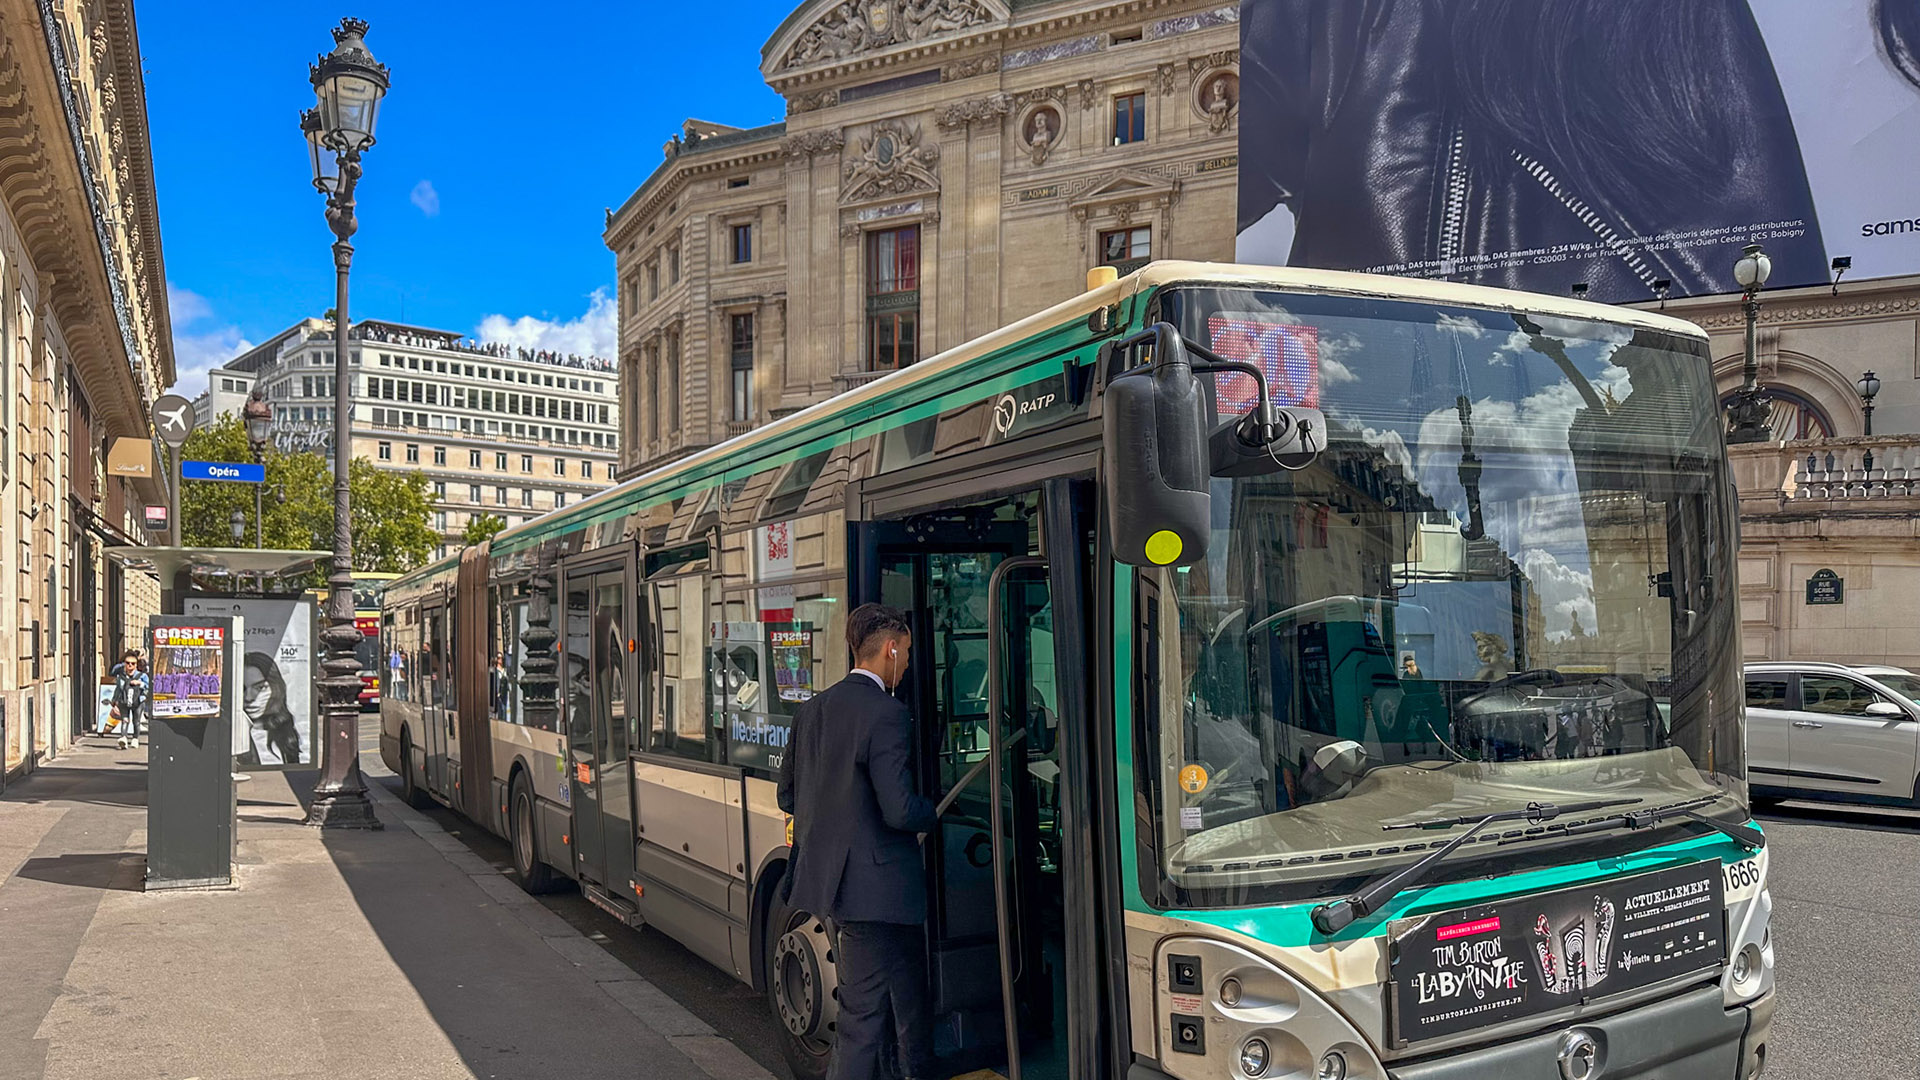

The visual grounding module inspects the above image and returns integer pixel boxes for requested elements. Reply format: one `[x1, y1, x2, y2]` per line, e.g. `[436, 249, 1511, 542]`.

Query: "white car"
[1744, 661, 1920, 806]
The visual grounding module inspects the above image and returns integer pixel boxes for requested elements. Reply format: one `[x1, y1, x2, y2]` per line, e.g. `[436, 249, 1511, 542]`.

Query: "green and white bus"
[379, 261, 1771, 1080]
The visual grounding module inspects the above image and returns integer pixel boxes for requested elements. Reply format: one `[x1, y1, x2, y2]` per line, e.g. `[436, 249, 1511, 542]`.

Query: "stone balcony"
[830, 369, 892, 393]
[1730, 434, 1920, 514]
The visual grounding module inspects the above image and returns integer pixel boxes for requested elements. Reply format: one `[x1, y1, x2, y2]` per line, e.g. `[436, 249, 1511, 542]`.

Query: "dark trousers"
[831, 920, 934, 1080]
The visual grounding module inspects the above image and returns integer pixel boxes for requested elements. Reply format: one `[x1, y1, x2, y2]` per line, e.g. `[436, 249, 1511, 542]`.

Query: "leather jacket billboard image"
[1232, 0, 1920, 301]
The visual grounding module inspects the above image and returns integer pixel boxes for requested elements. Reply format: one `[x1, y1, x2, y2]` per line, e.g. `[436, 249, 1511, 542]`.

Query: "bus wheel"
[765, 885, 836, 1080]
[511, 773, 558, 895]
[399, 729, 430, 809]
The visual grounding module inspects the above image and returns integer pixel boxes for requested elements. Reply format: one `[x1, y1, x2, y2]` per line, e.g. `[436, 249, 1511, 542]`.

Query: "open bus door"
[770, 473, 1105, 1080]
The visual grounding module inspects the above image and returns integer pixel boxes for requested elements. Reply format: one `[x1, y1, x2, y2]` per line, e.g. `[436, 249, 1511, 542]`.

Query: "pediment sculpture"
[784, 0, 996, 69]
[842, 121, 940, 203]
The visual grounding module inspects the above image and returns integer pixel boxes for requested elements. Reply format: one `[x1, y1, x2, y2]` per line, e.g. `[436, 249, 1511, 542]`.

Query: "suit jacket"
[778, 673, 937, 924]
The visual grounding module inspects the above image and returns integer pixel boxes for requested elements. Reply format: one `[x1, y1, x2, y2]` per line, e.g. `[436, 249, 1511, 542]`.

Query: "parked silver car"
[1744, 661, 1920, 806]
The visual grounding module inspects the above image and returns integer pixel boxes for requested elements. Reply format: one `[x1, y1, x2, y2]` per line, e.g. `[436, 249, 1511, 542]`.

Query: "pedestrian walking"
[107, 649, 148, 748]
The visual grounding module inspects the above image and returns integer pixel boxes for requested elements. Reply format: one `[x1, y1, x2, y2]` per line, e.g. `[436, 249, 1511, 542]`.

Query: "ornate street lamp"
[243, 389, 273, 549]
[229, 509, 247, 545]
[1857, 370, 1881, 438]
[1725, 243, 1774, 444]
[302, 17, 388, 829]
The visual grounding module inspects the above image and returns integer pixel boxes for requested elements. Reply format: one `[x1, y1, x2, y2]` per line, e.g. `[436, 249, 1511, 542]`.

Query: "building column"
[771, 296, 790, 411]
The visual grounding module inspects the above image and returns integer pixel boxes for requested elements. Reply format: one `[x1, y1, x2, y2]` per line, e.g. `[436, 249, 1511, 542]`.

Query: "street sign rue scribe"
[181, 460, 265, 484]
[1805, 568, 1845, 605]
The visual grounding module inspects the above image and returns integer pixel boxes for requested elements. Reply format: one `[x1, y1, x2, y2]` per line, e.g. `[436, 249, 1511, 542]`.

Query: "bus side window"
[383, 612, 401, 703]
[649, 570, 713, 761]
[489, 586, 526, 727]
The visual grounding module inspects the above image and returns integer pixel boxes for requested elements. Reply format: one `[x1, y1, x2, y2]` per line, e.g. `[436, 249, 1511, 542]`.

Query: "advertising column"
[145, 616, 239, 890]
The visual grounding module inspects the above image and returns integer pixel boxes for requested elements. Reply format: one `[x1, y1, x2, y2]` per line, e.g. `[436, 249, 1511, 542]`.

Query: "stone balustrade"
[1729, 434, 1920, 507]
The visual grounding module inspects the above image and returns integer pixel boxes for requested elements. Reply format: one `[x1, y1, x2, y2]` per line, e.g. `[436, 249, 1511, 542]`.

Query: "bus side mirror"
[1103, 323, 1211, 567]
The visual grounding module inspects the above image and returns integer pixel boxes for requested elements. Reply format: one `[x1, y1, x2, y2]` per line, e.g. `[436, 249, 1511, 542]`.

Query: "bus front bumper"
[1387, 984, 1774, 1080]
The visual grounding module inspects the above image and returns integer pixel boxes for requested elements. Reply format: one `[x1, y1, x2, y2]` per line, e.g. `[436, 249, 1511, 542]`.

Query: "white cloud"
[167, 281, 212, 325]
[1434, 313, 1486, 339]
[1317, 331, 1363, 386]
[165, 281, 253, 395]
[475, 288, 617, 359]
[410, 179, 440, 217]
[1521, 547, 1598, 643]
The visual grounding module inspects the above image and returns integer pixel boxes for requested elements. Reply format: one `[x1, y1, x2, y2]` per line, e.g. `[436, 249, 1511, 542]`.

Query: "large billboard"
[1236, 0, 1920, 302]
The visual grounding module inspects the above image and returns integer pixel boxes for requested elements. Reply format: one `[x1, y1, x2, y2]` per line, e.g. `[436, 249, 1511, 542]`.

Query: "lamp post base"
[304, 705, 380, 830]
[307, 789, 382, 829]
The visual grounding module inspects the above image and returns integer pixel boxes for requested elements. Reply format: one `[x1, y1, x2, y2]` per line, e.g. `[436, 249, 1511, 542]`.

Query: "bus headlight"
[1220, 977, 1244, 1007]
[1239, 1037, 1269, 1077]
[1730, 942, 1764, 996]
[1316, 1050, 1348, 1080]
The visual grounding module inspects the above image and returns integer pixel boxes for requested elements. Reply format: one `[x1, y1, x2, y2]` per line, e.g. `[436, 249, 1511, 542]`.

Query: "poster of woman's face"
[185, 596, 315, 769]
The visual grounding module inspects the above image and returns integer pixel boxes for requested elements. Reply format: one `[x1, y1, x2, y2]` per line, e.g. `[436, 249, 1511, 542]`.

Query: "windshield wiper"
[1542, 792, 1762, 851]
[1309, 798, 1640, 935]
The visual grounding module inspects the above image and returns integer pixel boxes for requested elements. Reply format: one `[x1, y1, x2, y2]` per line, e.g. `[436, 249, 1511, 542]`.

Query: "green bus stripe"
[1161, 832, 1755, 946]
[493, 333, 1101, 556]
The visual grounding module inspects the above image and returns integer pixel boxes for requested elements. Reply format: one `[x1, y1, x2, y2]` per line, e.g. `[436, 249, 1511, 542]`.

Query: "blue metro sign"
[181, 460, 265, 484]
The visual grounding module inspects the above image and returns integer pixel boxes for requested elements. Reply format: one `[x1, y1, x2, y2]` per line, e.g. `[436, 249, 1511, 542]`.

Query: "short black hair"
[848, 602, 910, 660]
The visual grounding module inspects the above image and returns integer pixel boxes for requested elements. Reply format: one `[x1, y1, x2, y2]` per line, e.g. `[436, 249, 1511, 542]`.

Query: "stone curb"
[362, 776, 777, 1080]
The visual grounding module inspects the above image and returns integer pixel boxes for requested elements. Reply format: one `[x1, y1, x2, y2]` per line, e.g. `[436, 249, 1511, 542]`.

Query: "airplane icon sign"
[151, 393, 198, 447]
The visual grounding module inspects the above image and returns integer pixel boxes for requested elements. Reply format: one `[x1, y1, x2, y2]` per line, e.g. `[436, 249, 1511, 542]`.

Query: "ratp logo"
[993, 394, 1017, 434]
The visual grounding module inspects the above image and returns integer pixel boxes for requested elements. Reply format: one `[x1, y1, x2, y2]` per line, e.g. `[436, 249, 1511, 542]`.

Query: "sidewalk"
[0, 732, 774, 1080]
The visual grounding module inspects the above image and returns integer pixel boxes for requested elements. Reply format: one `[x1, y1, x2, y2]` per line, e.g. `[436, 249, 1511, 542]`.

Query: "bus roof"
[390, 261, 1711, 590]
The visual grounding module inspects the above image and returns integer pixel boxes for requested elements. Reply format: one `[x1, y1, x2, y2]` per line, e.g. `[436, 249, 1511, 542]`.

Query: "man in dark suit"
[779, 602, 939, 1080]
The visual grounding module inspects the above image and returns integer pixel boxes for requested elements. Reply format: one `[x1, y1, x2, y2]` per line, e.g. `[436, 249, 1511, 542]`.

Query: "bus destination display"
[1388, 860, 1725, 1044]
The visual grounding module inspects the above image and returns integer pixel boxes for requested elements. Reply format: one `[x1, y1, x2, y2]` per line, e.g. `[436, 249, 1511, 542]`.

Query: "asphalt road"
[374, 755, 1916, 1080]
[1753, 798, 1920, 1079]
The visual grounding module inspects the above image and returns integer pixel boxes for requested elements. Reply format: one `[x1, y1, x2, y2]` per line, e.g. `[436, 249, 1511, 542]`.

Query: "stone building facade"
[605, 0, 1242, 479]
[0, 0, 174, 777]
[1650, 274, 1920, 667]
[204, 317, 619, 559]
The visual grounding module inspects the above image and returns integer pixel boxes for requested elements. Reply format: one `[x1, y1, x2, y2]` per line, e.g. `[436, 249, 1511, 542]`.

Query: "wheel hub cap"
[772, 918, 838, 1041]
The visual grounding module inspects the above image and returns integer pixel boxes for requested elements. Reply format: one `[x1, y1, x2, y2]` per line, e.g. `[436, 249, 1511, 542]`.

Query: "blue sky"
[144, 1, 794, 393]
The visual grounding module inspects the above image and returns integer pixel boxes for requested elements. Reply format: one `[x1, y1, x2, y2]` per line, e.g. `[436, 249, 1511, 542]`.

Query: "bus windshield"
[1136, 286, 1744, 906]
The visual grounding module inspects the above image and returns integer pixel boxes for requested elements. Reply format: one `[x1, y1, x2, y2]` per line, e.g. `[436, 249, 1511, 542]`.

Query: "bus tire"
[398, 728, 431, 809]
[510, 772, 559, 895]
[764, 883, 835, 1080]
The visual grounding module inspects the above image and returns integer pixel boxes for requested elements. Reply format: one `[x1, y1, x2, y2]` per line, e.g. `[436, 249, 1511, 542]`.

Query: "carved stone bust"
[1200, 73, 1239, 134]
[1024, 107, 1060, 165]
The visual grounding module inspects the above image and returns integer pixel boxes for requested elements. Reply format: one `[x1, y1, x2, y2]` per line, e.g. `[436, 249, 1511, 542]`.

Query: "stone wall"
[1732, 436, 1920, 668]
[606, 0, 1241, 480]
[0, 0, 171, 776]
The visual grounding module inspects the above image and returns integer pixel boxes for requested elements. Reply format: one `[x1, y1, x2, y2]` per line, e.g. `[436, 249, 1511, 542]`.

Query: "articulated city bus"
[379, 262, 1771, 1080]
